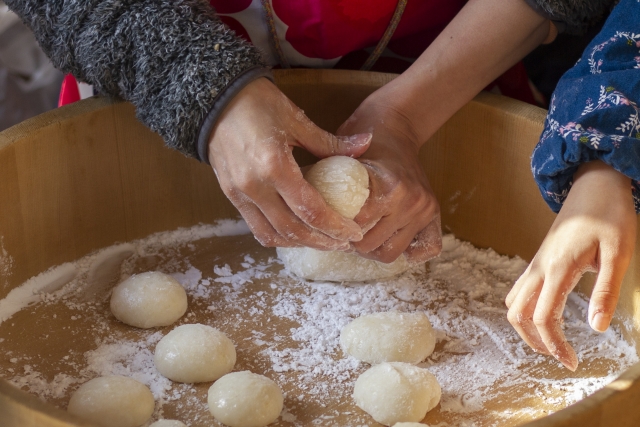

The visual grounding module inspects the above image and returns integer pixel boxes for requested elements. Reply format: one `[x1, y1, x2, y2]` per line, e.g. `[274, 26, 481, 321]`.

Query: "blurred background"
[0, 1, 62, 132]
[0, 1, 606, 133]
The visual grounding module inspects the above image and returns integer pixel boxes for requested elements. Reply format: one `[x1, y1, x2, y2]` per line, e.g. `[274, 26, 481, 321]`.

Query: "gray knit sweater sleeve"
[524, 0, 615, 33]
[5, 0, 268, 159]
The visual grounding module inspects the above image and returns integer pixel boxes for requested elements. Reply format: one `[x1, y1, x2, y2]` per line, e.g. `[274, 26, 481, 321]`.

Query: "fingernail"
[591, 312, 610, 333]
[348, 133, 372, 147]
[351, 232, 363, 242]
[337, 243, 350, 251]
[554, 346, 578, 371]
[561, 356, 579, 372]
[556, 358, 578, 372]
[348, 227, 363, 242]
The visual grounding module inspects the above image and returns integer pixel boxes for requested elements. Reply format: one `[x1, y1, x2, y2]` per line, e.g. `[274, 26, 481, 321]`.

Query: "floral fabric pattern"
[531, 0, 640, 213]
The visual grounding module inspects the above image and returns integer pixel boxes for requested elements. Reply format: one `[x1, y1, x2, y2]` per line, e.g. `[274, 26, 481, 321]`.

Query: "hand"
[208, 78, 372, 250]
[505, 161, 636, 370]
[337, 98, 442, 264]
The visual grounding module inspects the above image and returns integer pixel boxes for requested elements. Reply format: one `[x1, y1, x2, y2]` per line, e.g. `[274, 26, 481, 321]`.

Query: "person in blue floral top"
[507, 0, 640, 371]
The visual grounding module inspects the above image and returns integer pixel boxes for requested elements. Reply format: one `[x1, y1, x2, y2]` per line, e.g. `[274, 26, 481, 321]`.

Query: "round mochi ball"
[154, 324, 236, 383]
[278, 156, 411, 282]
[67, 376, 154, 427]
[208, 371, 283, 427]
[340, 311, 436, 364]
[304, 155, 370, 220]
[110, 271, 188, 329]
[353, 362, 441, 426]
[149, 420, 187, 427]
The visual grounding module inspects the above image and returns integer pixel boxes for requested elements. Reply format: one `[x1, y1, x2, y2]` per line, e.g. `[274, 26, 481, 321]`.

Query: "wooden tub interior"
[1, 69, 640, 427]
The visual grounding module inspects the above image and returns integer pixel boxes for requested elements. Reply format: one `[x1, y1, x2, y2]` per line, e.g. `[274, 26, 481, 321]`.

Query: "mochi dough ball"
[208, 371, 284, 427]
[277, 156, 411, 282]
[304, 155, 370, 219]
[149, 421, 187, 427]
[67, 376, 154, 427]
[154, 324, 236, 383]
[353, 362, 441, 426]
[110, 271, 187, 329]
[340, 311, 436, 364]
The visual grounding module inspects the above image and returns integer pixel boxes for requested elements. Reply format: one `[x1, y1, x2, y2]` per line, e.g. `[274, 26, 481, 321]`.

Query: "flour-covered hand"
[208, 78, 372, 249]
[337, 100, 442, 264]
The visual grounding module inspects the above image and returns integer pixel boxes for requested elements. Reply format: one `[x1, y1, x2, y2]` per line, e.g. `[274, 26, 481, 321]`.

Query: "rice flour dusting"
[0, 221, 637, 427]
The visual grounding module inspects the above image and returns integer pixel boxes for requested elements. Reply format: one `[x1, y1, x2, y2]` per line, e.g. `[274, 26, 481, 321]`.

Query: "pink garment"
[212, 0, 466, 72]
[211, 0, 536, 104]
[59, 1, 536, 106]
[58, 74, 81, 106]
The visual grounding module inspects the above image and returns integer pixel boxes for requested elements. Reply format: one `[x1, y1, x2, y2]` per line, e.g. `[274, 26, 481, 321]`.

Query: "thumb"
[292, 116, 371, 158]
[588, 248, 627, 332]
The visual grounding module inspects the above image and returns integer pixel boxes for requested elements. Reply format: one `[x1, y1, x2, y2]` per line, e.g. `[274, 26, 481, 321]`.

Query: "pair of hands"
[208, 77, 441, 264]
[506, 161, 636, 370]
[209, 78, 637, 372]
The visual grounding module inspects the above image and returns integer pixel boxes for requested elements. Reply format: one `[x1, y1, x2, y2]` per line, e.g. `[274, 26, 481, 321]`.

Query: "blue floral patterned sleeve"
[531, 0, 640, 213]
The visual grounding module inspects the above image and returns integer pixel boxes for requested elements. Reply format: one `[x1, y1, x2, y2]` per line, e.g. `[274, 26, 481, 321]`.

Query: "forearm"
[366, 0, 551, 147]
[6, 0, 266, 158]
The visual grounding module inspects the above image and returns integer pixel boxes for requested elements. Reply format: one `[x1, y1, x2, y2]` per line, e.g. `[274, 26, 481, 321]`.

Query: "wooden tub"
[1, 69, 639, 427]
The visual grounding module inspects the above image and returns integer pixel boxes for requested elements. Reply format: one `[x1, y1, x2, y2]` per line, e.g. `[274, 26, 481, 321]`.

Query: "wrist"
[200, 71, 273, 164]
[573, 161, 631, 189]
[566, 161, 634, 214]
[348, 94, 423, 151]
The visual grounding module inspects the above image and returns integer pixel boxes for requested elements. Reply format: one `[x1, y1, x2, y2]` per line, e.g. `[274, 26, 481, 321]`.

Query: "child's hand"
[505, 161, 636, 371]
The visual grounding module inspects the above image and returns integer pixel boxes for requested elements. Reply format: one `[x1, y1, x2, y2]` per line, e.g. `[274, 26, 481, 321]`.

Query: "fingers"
[507, 259, 582, 371]
[273, 157, 364, 243]
[355, 212, 440, 264]
[231, 194, 300, 248]
[505, 263, 533, 309]
[216, 159, 360, 248]
[506, 273, 551, 356]
[227, 184, 352, 250]
[405, 215, 443, 263]
[257, 186, 353, 251]
[358, 221, 423, 263]
[533, 266, 580, 371]
[354, 200, 438, 262]
[588, 245, 630, 332]
[291, 112, 372, 159]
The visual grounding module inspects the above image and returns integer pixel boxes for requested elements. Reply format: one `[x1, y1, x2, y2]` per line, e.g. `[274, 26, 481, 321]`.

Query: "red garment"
[212, 0, 465, 72]
[212, 0, 536, 101]
[59, 1, 535, 106]
[58, 74, 81, 107]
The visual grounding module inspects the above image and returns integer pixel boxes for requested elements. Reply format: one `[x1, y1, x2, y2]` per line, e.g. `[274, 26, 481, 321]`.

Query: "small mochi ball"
[208, 371, 283, 427]
[353, 362, 441, 426]
[110, 271, 187, 329]
[340, 311, 436, 364]
[67, 376, 154, 427]
[304, 155, 370, 220]
[277, 156, 411, 282]
[149, 421, 187, 427]
[154, 324, 236, 383]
